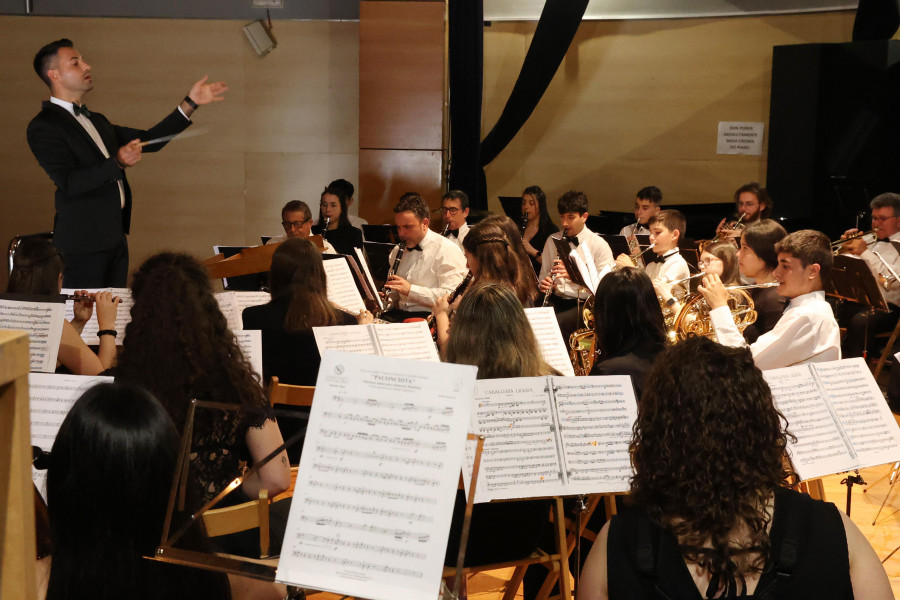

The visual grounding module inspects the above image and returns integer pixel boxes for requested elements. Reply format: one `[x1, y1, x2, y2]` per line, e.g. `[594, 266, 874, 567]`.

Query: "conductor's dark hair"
[45, 382, 231, 600]
[592, 268, 667, 360]
[34, 38, 73, 88]
[7, 238, 63, 295]
[740, 219, 787, 272]
[394, 192, 430, 221]
[632, 337, 794, 590]
[557, 190, 589, 215]
[636, 186, 663, 205]
[442, 190, 470, 210]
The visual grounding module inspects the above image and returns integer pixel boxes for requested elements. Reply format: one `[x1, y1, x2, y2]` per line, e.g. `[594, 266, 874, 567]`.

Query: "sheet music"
[554, 376, 637, 493]
[0, 299, 65, 372]
[323, 258, 366, 313]
[465, 378, 564, 503]
[61, 287, 132, 345]
[313, 322, 439, 362]
[524, 307, 576, 377]
[571, 243, 601, 293]
[276, 351, 475, 600]
[811, 358, 900, 470]
[373, 321, 440, 362]
[29, 373, 113, 497]
[234, 330, 263, 380]
[354, 247, 384, 311]
[464, 375, 636, 502]
[214, 291, 271, 331]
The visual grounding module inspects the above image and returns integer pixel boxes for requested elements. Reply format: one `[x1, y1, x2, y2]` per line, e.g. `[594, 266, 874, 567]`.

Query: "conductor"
[27, 38, 228, 287]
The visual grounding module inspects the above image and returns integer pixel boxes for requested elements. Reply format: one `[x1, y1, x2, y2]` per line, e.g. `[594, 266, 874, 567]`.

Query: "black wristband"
[98, 329, 117, 338]
[183, 95, 198, 110]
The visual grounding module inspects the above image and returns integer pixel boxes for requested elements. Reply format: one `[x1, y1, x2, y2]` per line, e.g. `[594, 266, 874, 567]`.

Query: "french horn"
[668, 282, 777, 342]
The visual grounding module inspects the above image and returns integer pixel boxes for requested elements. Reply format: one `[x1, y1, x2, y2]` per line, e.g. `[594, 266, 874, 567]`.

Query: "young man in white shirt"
[837, 192, 900, 358]
[440, 190, 470, 250]
[383, 192, 467, 321]
[715, 182, 773, 243]
[699, 229, 840, 370]
[538, 190, 614, 341]
[618, 185, 661, 237]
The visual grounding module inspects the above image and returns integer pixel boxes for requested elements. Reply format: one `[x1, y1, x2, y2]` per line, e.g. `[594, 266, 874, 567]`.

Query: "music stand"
[825, 255, 889, 312]
[361, 241, 396, 289]
[598, 234, 631, 258]
[362, 224, 399, 244]
[551, 238, 590, 292]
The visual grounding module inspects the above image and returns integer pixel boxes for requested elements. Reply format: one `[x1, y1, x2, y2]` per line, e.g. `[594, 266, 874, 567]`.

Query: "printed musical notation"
[524, 307, 577, 377]
[215, 291, 271, 331]
[233, 329, 262, 379]
[313, 321, 440, 362]
[61, 287, 132, 345]
[464, 375, 637, 503]
[0, 298, 66, 372]
[29, 373, 114, 498]
[323, 258, 367, 314]
[275, 351, 476, 600]
[764, 357, 900, 481]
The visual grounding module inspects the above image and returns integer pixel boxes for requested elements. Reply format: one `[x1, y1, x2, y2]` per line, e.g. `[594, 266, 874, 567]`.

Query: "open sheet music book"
[313, 321, 439, 362]
[29, 373, 113, 497]
[322, 257, 367, 314]
[524, 307, 576, 377]
[276, 351, 476, 600]
[464, 375, 638, 503]
[0, 297, 66, 372]
[61, 287, 132, 345]
[214, 291, 272, 331]
[763, 357, 900, 481]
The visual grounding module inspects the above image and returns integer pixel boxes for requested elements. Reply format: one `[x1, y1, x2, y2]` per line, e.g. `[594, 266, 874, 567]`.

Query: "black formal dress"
[589, 341, 664, 400]
[311, 221, 363, 256]
[525, 219, 559, 275]
[743, 285, 788, 344]
[27, 101, 191, 287]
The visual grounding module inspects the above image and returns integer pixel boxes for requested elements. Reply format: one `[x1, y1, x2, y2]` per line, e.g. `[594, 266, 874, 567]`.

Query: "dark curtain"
[853, 0, 900, 41]
[447, 0, 588, 211]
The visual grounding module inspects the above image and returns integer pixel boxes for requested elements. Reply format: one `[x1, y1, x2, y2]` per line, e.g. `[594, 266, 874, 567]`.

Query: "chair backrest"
[269, 376, 315, 407]
[201, 489, 270, 557]
[8, 232, 53, 275]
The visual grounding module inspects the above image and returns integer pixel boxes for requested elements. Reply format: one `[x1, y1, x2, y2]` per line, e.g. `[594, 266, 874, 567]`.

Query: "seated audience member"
[442, 283, 554, 565]
[115, 253, 290, 506]
[7, 238, 119, 375]
[579, 336, 892, 600]
[715, 181, 774, 243]
[520, 185, 559, 274]
[590, 268, 667, 398]
[481, 213, 541, 293]
[40, 382, 233, 600]
[699, 230, 840, 370]
[328, 178, 368, 232]
[382, 192, 468, 321]
[618, 185, 662, 237]
[838, 193, 900, 358]
[440, 190, 470, 249]
[310, 184, 364, 255]
[539, 191, 614, 342]
[736, 219, 788, 343]
[266, 200, 335, 253]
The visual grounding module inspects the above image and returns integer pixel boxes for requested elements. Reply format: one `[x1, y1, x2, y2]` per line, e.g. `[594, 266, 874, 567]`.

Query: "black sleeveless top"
[606, 487, 852, 599]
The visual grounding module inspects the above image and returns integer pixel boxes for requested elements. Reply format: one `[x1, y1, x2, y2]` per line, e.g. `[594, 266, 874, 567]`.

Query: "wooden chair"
[202, 489, 271, 558]
[269, 376, 315, 407]
[272, 466, 299, 503]
[442, 496, 572, 600]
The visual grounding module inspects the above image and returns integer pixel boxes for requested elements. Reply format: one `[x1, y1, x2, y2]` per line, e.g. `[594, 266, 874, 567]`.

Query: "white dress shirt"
[644, 249, 690, 286]
[859, 231, 900, 306]
[388, 228, 468, 312]
[349, 214, 369, 240]
[710, 290, 841, 370]
[539, 226, 614, 299]
[445, 222, 469, 252]
[618, 223, 651, 237]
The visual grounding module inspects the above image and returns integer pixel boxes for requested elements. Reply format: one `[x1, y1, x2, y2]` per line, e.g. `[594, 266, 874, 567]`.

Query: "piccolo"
[64, 293, 95, 301]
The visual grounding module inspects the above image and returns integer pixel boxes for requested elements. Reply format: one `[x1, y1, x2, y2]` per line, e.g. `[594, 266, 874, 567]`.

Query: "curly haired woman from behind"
[579, 336, 891, 600]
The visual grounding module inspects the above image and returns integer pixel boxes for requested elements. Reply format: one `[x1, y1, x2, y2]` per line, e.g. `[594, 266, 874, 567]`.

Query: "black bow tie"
[448, 228, 459, 238]
[564, 234, 580, 247]
[73, 103, 91, 118]
[407, 244, 423, 252]
[878, 237, 891, 243]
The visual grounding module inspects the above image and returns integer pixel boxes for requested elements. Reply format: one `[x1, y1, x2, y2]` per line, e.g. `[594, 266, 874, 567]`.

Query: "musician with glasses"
[440, 190, 470, 250]
[699, 229, 840, 370]
[265, 200, 335, 253]
[714, 182, 773, 243]
[836, 193, 900, 358]
[654, 239, 738, 322]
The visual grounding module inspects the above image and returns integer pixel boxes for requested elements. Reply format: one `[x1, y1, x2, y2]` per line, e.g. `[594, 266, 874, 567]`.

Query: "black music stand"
[362, 224, 399, 244]
[598, 234, 631, 258]
[551, 238, 591, 293]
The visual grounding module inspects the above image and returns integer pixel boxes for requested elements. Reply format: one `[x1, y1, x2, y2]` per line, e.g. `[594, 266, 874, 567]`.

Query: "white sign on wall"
[717, 121, 764, 156]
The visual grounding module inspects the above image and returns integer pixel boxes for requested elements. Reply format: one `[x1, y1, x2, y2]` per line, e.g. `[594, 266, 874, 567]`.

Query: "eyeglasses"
[872, 216, 898, 223]
[700, 257, 722, 267]
[282, 218, 311, 229]
[440, 207, 461, 215]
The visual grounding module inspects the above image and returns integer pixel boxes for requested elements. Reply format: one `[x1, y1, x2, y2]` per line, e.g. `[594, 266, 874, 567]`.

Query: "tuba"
[667, 282, 777, 342]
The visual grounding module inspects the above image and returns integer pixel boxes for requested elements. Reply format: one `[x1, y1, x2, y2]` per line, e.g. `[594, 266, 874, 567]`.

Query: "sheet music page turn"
[276, 351, 475, 600]
[0, 298, 65, 372]
[524, 307, 576, 377]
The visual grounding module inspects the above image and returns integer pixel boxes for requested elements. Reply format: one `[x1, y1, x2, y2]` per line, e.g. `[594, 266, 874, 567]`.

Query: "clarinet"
[381, 243, 405, 312]
[321, 216, 330, 241]
[427, 271, 473, 340]
[441, 223, 450, 237]
[520, 213, 528, 237]
[540, 229, 568, 306]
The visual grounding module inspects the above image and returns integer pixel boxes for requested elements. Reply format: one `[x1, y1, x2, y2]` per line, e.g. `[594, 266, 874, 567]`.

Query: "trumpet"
[709, 212, 747, 244]
[831, 229, 876, 254]
[380, 243, 405, 313]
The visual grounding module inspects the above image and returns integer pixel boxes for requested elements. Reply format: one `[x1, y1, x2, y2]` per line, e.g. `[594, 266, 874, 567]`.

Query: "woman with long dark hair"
[7, 238, 119, 375]
[480, 213, 541, 299]
[310, 184, 363, 255]
[116, 252, 289, 506]
[42, 382, 232, 600]
[520, 185, 559, 273]
[738, 219, 788, 343]
[579, 337, 891, 600]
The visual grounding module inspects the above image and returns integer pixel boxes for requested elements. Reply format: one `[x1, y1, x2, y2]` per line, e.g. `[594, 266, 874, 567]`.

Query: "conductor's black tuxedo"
[26, 101, 190, 286]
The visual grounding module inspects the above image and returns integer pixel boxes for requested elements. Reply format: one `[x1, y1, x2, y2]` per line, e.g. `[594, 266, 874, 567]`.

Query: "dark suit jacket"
[26, 101, 190, 256]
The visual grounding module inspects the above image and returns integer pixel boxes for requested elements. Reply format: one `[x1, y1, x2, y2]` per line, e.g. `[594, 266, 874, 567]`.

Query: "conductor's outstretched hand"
[188, 76, 229, 105]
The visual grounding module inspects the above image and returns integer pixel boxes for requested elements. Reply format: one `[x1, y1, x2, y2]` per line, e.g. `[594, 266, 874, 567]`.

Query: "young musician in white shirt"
[618, 185, 661, 237]
[699, 229, 840, 370]
[617, 209, 690, 303]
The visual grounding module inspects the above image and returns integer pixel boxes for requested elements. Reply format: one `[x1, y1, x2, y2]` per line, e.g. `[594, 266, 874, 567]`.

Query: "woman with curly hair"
[579, 336, 891, 600]
[115, 252, 289, 506]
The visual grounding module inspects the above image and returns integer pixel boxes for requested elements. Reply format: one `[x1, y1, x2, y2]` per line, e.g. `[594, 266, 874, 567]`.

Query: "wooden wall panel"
[0, 16, 359, 291]
[359, 149, 443, 225]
